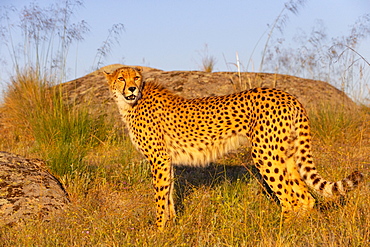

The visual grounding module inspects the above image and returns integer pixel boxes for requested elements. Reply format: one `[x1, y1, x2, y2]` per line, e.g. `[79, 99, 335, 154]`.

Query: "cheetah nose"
[128, 87, 136, 93]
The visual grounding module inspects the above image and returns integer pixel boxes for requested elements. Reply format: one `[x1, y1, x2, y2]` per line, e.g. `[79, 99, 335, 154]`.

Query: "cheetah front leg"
[149, 155, 176, 230]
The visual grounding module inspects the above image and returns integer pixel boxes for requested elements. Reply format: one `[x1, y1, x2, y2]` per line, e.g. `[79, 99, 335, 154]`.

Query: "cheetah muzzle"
[125, 94, 137, 101]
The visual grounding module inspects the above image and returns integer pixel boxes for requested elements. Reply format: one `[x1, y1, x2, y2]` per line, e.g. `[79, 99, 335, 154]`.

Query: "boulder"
[61, 65, 358, 122]
[0, 151, 69, 226]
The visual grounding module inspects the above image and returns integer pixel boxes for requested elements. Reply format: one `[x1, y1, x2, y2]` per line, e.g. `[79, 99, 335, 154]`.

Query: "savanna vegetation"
[0, 0, 369, 246]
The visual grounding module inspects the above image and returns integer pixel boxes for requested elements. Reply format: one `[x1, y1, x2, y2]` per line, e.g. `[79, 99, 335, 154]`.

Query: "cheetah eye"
[118, 77, 125, 82]
[134, 76, 140, 81]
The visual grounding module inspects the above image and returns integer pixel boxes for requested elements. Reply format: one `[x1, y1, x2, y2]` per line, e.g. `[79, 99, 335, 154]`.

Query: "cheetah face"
[104, 67, 143, 105]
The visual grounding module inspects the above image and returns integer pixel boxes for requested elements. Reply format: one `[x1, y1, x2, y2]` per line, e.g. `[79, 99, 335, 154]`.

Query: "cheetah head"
[104, 67, 143, 105]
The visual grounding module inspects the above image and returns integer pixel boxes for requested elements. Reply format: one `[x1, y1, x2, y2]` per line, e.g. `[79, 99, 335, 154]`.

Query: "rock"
[0, 151, 69, 226]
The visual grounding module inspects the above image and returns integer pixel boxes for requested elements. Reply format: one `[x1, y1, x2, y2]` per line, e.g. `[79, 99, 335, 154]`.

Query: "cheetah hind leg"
[251, 142, 315, 218]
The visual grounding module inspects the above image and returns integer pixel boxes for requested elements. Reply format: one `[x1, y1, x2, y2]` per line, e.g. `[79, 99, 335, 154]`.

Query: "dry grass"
[0, 74, 369, 246]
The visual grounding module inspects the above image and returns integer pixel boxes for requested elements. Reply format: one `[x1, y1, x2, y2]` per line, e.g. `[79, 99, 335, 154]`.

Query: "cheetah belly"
[164, 133, 249, 167]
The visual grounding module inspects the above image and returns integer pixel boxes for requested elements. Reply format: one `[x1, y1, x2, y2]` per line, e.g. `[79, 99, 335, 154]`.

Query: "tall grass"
[258, 0, 307, 72]
[2, 69, 111, 176]
[92, 23, 125, 71]
[0, 1, 89, 82]
[263, 14, 370, 103]
[308, 104, 366, 146]
[0, 0, 125, 176]
[198, 44, 217, 72]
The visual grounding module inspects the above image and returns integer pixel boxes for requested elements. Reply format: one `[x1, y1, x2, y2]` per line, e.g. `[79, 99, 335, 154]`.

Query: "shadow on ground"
[172, 149, 279, 213]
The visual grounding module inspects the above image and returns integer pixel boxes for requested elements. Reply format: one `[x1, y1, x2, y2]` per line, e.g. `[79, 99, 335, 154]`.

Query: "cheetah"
[104, 66, 363, 230]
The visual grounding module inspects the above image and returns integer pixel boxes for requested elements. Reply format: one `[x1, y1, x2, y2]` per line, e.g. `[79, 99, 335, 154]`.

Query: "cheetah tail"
[309, 170, 364, 197]
[334, 170, 364, 195]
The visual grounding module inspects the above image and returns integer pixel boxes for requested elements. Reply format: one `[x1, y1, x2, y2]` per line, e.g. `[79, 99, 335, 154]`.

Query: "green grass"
[0, 70, 369, 246]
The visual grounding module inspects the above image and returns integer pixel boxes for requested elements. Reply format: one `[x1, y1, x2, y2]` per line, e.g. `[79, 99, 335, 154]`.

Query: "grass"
[1, 69, 112, 176]
[0, 70, 369, 246]
[198, 44, 217, 73]
[1, 1, 368, 245]
[309, 104, 367, 146]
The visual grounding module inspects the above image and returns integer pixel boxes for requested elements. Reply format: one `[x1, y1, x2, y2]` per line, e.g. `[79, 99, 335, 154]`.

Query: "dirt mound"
[61, 64, 357, 121]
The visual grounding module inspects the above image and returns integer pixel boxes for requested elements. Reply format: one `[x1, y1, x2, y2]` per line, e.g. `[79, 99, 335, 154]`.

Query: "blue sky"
[1, 0, 369, 83]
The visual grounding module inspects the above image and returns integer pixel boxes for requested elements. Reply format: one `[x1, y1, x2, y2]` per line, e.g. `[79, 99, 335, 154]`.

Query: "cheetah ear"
[103, 71, 113, 85]
[135, 66, 143, 72]
[103, 71, 110, 77]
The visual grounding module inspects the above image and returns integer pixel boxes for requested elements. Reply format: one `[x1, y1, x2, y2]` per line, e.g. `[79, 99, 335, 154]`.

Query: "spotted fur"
[104, 67, 363, 230]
